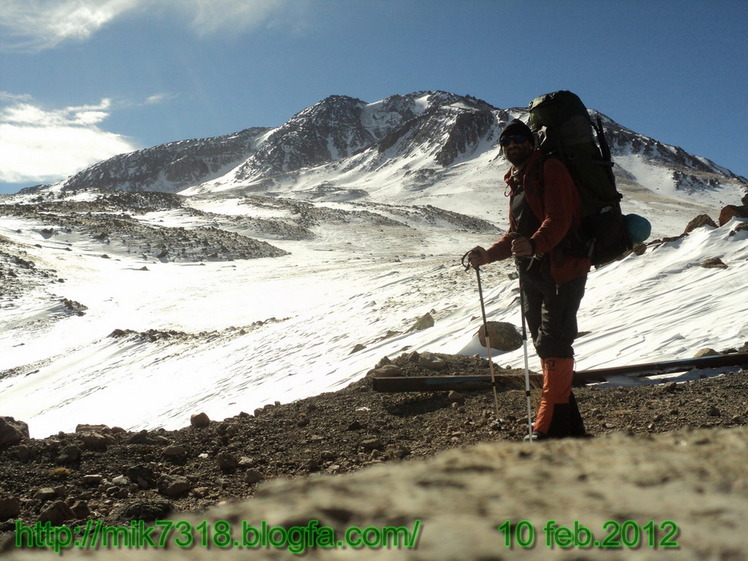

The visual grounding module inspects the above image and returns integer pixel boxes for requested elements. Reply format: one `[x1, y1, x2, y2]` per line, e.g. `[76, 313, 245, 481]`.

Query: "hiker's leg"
[519, 270, 543, 346]
[533, 357, 575, 437]
[532, 275, 587, 438]
[534, 275, 586, 359]
[568, 391, 587, 436]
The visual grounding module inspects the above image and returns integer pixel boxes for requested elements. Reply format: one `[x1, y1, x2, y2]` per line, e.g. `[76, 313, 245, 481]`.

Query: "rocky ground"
[1, 347, 747, 555]
[0, 190, 499, 272]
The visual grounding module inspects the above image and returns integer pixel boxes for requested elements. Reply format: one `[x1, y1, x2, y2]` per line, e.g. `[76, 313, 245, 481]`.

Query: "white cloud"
[144, 93, 177, 105]
[0, 0, 297, 52]
[0, 96, 138, 184]
[176, 0, 293, 36]
[0, 0, 141, 52]
[1, 99, 112, 127]
[0, 91, 32, 103]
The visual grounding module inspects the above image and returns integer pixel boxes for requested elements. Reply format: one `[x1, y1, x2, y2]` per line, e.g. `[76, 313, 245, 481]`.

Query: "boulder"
[162, 445, 187, 458]
[244, 469, 264, 485]
[82, 474, 104, 487]
[478, 321, 523, 351]
[70, 500, 91, 519]
[190, 412, 211, 428]
[126, 465, 158, 489]
[409, 312, 434, 331]
[719, 204, 748, 225]
[158, 476, 191, 498]
[11, 444, 33, 461]
[38, 501, 75, 525]
[0, 417, 29, 449]
[694, 348, 720, 358]
[701, 257, 728, 269]
[79, 432, 112, 451]
[419, 352, 447, 371]
[359, 438, 384, 451]
[371, 364, 403, 378]
[0, 497, 21, 519]
[33, 488, 58, 501]
[216, 452, 239, 472]
[683, 214, 717, 234]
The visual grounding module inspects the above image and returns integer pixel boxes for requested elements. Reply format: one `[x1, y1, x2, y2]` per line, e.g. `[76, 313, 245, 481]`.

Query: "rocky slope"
[1, 348, 747, 558]
[26, 128, 270, 195]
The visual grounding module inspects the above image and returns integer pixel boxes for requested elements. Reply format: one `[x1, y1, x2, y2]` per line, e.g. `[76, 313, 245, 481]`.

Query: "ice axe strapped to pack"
[527, 90, 649, 266]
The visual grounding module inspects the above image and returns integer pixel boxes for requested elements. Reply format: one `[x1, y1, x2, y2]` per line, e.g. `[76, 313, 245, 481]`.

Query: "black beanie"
[500, 119, 534, 146]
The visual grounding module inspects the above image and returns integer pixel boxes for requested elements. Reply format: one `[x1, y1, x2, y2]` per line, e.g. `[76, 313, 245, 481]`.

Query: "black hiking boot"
[568, 392, 589, 437]
[523, 430, 547, 442]
[546, 403, 573, 439]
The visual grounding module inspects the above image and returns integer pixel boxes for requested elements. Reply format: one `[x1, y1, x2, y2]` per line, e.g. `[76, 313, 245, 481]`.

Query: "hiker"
[466, 119, 589, 441]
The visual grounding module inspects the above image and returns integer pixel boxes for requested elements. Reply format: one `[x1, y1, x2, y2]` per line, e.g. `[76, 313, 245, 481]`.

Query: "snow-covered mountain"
[2, 91, 747, 438]
[37, 127, 272, 194]
[36, 91, 746, 234]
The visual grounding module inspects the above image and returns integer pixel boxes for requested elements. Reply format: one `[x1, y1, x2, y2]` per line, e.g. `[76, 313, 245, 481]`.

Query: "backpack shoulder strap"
[532, 152, 564, 194]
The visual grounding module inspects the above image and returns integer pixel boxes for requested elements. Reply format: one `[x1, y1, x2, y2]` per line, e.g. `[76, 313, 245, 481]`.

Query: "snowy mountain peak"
[32, 91, 747, 224]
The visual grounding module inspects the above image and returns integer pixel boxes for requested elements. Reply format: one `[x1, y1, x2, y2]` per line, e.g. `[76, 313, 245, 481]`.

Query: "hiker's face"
[504, 138, 533, 167]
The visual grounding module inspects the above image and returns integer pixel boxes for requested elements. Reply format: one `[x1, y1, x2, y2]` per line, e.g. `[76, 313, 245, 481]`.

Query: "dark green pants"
[519, 259, 586, 359]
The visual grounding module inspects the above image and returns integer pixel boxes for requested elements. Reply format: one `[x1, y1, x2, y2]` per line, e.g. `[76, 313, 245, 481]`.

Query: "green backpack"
[527, 90, 637, 266]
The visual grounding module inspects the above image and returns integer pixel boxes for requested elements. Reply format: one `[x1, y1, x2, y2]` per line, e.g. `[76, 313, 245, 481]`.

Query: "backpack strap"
[531, 152, 560, 197]
[591, 116, 616, 185]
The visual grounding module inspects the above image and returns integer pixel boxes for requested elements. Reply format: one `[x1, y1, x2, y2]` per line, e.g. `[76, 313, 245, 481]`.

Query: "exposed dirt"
[2, 348, 747, 554]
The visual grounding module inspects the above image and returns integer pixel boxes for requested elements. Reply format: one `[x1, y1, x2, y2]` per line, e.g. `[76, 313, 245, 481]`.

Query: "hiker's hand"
[466, 246, 489, 269]
[511, 236, 533, 257]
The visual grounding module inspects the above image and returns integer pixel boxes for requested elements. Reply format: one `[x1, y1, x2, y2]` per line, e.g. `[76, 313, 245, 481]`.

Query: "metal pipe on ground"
[371, 353, 748, 393]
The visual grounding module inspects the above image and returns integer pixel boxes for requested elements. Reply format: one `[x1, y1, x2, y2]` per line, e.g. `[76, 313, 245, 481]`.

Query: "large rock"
[409, 313, 435, 332]
[478, 321, 523, 351]
[158, 476, 192, 498]
[78, 431, 113, 451]
[683, 213, 717, 234]
[190, 412, 210, 428]
[719, 204, 748, 225]
[0, 497, 21, 519]
[37, 501, 75, 525]
[0, 417, 29, 449]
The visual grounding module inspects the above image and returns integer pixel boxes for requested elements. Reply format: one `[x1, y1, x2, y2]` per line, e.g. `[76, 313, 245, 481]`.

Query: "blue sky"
[1, 0, 746, 195]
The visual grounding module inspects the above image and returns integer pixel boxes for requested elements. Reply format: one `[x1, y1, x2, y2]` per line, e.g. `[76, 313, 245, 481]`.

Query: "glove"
[510, 236, 534, 257]
[465, 246, 490, 269]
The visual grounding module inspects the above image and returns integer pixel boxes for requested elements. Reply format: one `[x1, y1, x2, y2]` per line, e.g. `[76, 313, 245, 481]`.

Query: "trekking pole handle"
[460, 250, 473, 272]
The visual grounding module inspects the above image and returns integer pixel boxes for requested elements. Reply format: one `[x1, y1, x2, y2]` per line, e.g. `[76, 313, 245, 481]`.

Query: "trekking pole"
[516, 269, 535, 442]
[461, 253, 501, 426]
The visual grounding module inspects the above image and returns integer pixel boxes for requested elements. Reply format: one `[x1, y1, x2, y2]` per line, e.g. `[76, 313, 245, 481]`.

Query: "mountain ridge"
[27, 91, 744, 212]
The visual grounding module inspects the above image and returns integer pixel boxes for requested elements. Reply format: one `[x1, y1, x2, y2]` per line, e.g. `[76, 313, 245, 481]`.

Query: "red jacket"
[486, 150, 591, 285]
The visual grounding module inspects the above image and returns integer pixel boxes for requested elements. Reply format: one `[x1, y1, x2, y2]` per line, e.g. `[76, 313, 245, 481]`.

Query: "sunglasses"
[500, 134, 530, 147]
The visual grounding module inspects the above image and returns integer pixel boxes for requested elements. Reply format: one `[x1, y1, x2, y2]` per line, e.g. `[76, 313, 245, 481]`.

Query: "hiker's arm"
[530, 159, 578, 254]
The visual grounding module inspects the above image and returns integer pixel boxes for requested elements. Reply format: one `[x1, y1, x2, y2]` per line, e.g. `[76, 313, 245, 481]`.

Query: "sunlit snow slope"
[1, 190, 746, 437]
